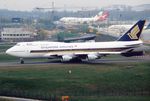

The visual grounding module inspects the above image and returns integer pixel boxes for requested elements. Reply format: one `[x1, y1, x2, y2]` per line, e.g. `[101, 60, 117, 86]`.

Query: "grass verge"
[0, 62, 149, 100]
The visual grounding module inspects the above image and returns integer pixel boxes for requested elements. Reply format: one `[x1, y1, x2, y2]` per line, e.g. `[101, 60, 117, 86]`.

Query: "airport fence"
[0, 88, 149, 101]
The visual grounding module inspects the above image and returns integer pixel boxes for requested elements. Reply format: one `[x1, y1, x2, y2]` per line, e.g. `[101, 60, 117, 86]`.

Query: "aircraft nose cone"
[6, 48, 15, 56]
[6, 49, 11, 55]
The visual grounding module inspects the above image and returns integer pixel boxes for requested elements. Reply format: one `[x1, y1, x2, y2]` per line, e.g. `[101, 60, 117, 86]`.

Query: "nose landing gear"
[20, 58, 24, 64]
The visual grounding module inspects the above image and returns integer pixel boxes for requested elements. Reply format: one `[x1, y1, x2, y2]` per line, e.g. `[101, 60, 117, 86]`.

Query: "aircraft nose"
[6, 48, 11, 55]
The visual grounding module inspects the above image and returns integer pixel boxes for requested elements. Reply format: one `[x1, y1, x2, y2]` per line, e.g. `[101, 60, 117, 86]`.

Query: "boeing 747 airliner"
[6, 20, 146, 64]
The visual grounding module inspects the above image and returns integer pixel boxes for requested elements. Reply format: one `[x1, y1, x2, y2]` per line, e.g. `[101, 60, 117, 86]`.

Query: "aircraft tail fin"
[117, 20, 146, 41]
[94, 11, 109, 21]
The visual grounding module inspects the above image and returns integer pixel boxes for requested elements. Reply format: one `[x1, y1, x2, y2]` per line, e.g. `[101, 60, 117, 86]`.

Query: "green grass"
[0, 44, 14, 53]
[0, 62, 149, 100]
[0, 44, 14, 62]
[0, 98, 12, 101]
[0, 54, 18, 62]
[0, 45, 12, 50]
[0, 96, 149, 101]
[71, 96, 150, 101]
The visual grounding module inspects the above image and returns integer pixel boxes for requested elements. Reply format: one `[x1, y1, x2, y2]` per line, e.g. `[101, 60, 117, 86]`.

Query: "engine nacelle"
[121, 51, 144, 57]
[87, 54, 98, 60]
[61, 55, 73, 62]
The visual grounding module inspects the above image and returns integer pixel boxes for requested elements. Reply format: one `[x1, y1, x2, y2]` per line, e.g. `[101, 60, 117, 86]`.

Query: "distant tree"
[36, 29, 47, 40]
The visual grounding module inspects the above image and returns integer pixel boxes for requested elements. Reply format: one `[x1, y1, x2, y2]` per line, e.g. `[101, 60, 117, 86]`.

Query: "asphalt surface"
[0, 56, 149, 67]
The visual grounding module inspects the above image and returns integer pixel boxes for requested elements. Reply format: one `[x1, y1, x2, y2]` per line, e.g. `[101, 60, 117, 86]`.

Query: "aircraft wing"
[43, 50, 128, 61]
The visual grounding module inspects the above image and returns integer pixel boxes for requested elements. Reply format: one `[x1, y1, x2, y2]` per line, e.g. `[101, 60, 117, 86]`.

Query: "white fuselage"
[6, 41, 143, 58]
[60, 17, 97, 24]
[58, 11, 108, 25]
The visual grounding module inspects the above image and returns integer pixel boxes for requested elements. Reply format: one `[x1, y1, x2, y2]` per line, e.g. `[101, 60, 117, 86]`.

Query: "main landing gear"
[20, 58, 24, 64]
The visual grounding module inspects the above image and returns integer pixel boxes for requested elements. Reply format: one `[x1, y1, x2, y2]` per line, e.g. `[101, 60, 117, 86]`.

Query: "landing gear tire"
[20, 58, 24, 64]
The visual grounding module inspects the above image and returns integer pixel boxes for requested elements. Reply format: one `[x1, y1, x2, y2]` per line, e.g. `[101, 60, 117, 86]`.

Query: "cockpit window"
[16, 43, 21, 46]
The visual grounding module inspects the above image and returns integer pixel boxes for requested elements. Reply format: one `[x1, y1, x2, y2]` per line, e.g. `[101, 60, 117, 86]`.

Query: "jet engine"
[86, 54, 99, 60]
[61, 55, 73, 62]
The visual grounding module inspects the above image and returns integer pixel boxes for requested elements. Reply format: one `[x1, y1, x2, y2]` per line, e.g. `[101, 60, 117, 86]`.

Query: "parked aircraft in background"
[105, 22, 150, 39]
[6, 20, 146, 64]
[57, 11, 109, 24]
[108, 22, 150, 31]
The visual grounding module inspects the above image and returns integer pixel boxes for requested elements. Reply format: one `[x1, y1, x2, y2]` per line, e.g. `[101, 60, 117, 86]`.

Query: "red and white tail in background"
[95, 11, 109, 21]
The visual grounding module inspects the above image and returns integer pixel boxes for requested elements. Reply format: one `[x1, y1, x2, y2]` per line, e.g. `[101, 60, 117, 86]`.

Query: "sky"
[0, 0, 150, 11]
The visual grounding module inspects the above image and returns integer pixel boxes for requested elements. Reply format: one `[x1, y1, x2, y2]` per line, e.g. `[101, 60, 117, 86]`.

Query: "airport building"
[0, 28, 37, 42]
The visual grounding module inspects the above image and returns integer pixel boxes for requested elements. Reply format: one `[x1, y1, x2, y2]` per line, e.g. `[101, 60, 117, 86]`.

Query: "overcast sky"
[0, 0, 150, 11]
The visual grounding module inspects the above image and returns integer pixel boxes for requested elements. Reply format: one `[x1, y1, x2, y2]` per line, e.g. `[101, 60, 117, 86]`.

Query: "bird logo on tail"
[128, 25, 140, 40]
